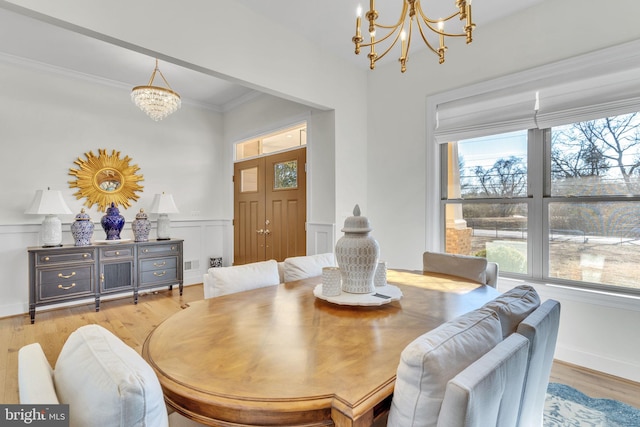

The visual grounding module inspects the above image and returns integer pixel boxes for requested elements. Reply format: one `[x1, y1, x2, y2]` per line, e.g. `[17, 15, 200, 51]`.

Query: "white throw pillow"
[54, 324, 168, 427]
[423, 251, 488, 284]
[483, 284, 541, 339]
[387, 308, 502, 427]
[283, 253, 336, 282]
[208, 259, 280, 297]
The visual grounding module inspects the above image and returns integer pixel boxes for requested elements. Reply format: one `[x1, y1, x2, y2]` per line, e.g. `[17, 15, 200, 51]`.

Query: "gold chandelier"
[352, 0, 475, 73]
[131, 59, 181, 121]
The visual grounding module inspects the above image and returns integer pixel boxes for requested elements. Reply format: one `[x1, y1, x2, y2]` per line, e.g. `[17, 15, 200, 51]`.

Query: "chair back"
[486, 261, 499, 287]
[282, 253, 336, 282]
[56, 325, 168, 427]
[203, 259, 280, 298]
[387, 308, 503, 427]
[423, 251, 496, 287]
[516, 299, 561, 427]
[437, 334, 530, 427]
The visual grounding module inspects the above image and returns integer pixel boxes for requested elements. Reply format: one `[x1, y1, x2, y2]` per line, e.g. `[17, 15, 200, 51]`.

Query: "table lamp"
[150, 192, 179, 240]
[25, 188, 73, 247]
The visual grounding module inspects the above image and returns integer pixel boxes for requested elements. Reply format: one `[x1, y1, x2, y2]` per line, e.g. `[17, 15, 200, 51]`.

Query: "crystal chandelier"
[352, 0, 475, 73]
[131, 59, 181, 121]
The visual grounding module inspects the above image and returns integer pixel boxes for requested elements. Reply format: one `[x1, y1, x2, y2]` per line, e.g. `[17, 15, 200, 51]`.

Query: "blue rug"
[545, 383, 640, 427]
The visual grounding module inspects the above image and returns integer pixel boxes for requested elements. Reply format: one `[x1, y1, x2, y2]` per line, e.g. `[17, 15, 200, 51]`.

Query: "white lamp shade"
[25, 189, 72, 246]
[25, 189, 72, 215]
[149, 193, 179, 214]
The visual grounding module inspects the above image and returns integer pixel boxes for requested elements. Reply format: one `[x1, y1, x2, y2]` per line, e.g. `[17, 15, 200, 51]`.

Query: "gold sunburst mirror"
[68, 149, 144, 211]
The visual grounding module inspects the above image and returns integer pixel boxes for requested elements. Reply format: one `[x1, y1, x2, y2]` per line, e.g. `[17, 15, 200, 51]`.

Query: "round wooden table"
[143, 270, 500, 426]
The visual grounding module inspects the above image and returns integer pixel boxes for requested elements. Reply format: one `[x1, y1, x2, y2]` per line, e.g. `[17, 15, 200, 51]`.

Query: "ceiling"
[0, 1, 543, 111]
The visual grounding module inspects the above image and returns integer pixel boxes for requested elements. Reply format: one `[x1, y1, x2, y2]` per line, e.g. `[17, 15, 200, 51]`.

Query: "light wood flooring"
[1, 284, 639, 410]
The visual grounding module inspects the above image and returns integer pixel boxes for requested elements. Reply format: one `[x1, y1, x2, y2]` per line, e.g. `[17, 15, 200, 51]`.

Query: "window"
[235, 123, 307, 161]
[441, 113, 640, 294]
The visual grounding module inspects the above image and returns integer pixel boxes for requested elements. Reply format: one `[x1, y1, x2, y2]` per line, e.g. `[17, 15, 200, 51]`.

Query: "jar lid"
[135, 208, 148, 220]
[106, 202, 119, 215]
[74, 208, 91, 221]
[341, 204, 372, 233]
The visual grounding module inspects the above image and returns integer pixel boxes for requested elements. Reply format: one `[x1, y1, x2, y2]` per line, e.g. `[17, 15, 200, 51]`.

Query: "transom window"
[235, 123, 307, 161]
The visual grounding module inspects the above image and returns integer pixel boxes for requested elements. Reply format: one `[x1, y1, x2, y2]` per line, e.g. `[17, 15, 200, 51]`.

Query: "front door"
[234, 148, 306, 265]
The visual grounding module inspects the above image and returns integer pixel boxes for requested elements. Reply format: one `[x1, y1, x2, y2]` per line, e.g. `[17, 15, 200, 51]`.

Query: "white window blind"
[535, 68, 640, 129]
[433, 41, 640, 143]
[434, 89, 538, 143]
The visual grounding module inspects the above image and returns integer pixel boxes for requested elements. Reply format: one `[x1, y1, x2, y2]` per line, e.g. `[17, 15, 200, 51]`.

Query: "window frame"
[439, 124, 640, 296]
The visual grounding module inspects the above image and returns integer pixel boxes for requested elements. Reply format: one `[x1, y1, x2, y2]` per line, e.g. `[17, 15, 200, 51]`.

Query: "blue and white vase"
[101, 202, 125, 240]
[71, 208, 94, 246]
[132, 208, 151, 242]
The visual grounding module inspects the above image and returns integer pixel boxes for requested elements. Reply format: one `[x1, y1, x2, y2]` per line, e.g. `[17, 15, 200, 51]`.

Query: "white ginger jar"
[335, 204, 380, 294]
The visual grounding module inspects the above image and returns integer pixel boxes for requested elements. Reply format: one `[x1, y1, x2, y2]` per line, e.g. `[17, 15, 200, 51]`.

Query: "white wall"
[0, 54, 229, 316]
[2, 0, 369, 234]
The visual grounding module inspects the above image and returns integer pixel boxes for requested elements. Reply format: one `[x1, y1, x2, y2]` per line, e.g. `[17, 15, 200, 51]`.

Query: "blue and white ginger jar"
[101, 202, 125, 240]
[132, 208, 151, 242]
[71, 208, 94, 246]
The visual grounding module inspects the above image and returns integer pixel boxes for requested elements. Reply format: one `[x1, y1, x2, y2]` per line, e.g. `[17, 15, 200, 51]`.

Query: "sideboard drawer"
[38, 267, 93, 286]
[36, 264, 95, 301]
[35, 250, 94, 266]
[141, 268, 178, 285]
[39, 278, 93, 300]
[99, 246, 134, 259]
[138, 243, 180, 257]
[140, 257, 177, 272]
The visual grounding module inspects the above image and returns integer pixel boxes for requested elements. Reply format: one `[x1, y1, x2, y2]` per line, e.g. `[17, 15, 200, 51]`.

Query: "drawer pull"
[153, 271, 167, 277]
[115, 251, 120, 256]
[83, 253, 89, 258]
[171, 246, 176, 251]
[143, 249, 149, 253]
[43, 257, 50, 262]
[58, 283, 77, 290]
[153, 261, 167, 267]
[58, 272, 76, 279]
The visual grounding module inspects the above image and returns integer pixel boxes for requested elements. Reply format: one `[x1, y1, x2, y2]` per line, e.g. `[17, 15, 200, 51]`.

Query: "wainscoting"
[0, 219, 336, 319]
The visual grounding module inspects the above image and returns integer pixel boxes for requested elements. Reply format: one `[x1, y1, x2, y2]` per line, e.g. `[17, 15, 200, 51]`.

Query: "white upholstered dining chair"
[203, 259, 281, 298]
[18, 324, 206, 427]
[423, 251, 499, 287]
[437, 333, 530, 427]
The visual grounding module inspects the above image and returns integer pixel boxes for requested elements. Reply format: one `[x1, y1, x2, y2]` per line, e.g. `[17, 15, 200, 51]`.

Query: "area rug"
[544, 383, 640, 427]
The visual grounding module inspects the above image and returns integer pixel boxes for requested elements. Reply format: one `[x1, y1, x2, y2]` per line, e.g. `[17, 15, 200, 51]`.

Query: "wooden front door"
[234, 148, 306, 265]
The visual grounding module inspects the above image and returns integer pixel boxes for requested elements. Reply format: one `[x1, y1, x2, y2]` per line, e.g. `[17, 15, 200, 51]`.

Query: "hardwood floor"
[2, 283, 639, 411]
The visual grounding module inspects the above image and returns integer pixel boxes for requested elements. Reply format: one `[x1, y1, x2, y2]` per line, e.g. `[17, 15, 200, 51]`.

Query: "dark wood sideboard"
[27, 239, 183, 323]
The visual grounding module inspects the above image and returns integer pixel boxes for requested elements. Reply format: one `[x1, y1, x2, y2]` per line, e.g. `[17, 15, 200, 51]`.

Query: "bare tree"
[552, 113, 640, 193]
[473, 156, 527, 198]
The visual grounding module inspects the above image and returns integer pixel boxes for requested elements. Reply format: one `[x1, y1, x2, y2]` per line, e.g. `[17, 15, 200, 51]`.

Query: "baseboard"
[555, 344, 640, 384]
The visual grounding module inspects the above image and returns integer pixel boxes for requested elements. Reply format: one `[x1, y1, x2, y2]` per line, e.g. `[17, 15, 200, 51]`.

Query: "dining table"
[142, 269, 501, 427]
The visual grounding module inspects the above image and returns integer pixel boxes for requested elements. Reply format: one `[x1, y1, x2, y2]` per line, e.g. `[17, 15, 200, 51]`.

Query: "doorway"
[234, 148, 307, 265]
